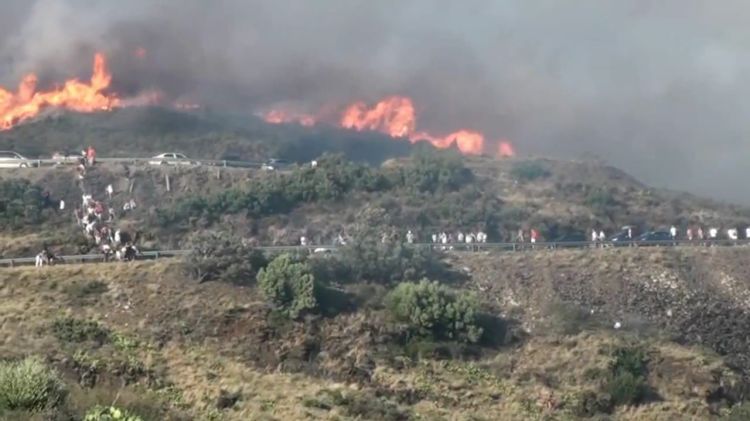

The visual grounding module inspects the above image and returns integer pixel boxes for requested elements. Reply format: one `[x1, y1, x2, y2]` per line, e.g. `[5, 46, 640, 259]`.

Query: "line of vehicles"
[0, 150, 289, 170]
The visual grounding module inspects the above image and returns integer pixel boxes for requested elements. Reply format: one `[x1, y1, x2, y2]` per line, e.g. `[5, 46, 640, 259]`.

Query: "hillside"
[0, 108, 413, 164]
[1, 248, 750, 420]
[0, 149, 747, 257]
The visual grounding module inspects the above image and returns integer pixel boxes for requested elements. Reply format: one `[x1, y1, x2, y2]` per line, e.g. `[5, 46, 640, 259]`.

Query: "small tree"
[257, 254, 319, 318]
[0, 357, 66, 412]
[386, 280, 483, 343]
[183, 233, 268, 285]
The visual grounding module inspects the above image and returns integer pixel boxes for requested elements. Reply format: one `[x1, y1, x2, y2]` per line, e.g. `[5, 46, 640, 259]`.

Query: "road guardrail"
[1, 239, 747, 268]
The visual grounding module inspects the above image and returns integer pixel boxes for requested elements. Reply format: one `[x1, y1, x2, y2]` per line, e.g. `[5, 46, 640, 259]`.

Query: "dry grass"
[0, 258, 742, 420]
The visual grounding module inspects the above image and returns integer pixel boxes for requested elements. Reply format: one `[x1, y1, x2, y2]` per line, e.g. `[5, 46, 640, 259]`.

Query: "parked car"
[637, 231, 672, 245]
[261, 158, 290, 171]
[52, 151, 82, 165]
[148, 153, 199, 166]
[552, 232, 587, 248]
[0, 151, 36, 168]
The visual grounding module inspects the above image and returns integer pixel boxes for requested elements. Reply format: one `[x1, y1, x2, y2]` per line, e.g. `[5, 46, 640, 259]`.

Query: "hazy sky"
[1, 0, 749, 203]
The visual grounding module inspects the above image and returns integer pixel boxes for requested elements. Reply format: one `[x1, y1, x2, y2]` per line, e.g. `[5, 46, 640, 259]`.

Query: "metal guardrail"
[1, 239, 747, 268]
[17, 157, 264, 169]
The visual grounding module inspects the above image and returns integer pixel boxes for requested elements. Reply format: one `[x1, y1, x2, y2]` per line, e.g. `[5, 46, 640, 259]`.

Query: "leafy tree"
[386, 280, 483, 343]
[257, 254, 319, 318]
[182, 233, 268, 284]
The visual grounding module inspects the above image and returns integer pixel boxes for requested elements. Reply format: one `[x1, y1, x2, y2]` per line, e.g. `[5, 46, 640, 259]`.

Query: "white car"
[0, 151, 36, 168]
[148, 153, 200, 166]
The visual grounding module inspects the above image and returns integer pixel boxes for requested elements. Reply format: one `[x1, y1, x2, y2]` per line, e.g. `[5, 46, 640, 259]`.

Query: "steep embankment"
[461, 246, 750, 374]
[0, 255, 747, 419]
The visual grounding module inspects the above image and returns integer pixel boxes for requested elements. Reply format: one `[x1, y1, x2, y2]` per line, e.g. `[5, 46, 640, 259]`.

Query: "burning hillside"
[263, 96, 515, 157]
[0, 53, 514, 157]
[0, 53, 120, 130]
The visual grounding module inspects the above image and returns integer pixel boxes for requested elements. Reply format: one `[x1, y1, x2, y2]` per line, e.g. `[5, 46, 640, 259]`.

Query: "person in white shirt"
[670, 225, 677, 239]
[406, 230, 415, 244]
[106, 184, 114, 200]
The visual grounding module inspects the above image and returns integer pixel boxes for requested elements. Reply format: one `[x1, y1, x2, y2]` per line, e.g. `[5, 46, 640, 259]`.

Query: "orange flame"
[0, 53, 120, 130]
[264, 95, 515, 157]
[262, 109, 316, 127]
[498, 140, 515, 157]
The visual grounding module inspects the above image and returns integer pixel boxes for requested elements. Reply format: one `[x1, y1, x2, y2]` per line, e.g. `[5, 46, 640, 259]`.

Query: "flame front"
[263, 95, 514, 157]
[0, 53, 120, 130]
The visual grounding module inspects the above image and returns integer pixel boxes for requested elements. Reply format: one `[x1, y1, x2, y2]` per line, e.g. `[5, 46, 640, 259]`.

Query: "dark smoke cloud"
[1, 0, 750, 204]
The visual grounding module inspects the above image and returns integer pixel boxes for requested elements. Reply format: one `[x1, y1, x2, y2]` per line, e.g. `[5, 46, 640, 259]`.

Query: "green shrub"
[399, 149, 472, 193]
[510, 161, 550, 181]
[155, 152, 474, 228]
[724, 402, 750, 420]
[0, 357, 66, 412]
[182, 233, 268, 284]
[51, 317, 110, 344]
[569, 390, 614, 417]
[386, 280, 483, 344]
[0, 179, 46, 230]
[604, 346, 650, 407]
[336, 239, 448, 284]
[84, 405, 144, 421]
[605, 371, 648, 407]
[257, 254, 319, 318]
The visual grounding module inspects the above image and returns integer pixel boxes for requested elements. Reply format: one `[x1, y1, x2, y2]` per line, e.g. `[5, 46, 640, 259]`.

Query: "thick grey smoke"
[1, 0, 750, 203]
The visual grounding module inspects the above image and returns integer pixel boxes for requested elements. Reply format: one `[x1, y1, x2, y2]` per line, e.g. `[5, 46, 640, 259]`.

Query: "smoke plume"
[1, 0, 749, 203]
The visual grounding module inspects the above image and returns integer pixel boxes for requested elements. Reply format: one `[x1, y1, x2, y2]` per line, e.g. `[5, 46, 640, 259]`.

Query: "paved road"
[1, 239, 748, 268]
[11, 157, 264, 169]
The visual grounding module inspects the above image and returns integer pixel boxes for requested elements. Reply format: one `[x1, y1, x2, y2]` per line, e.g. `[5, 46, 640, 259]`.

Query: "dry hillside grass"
[0, 258, 744, 419]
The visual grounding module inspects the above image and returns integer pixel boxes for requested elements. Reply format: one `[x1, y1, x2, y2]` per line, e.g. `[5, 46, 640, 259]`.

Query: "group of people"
[35, 154, 143, 267]
[75, 191, 139, 262]
[75, 146, 97, 180]
[428, 230, 489, 246]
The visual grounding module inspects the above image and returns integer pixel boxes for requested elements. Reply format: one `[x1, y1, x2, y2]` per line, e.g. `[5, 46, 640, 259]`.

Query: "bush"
[257, 254, 320, 318]
[336, 239, 448, 284]
[51, 317, 110, 344]
[0, 357, 66, 412]
[182, 233, 268, 284]
[569, 390, 614, 417]
[84, 405, 144, 421]
[0, 179, 46, 230]
[604, 346, 650, 407]
[510, 161, 550, 181]
[398, 149, 472, 193]
[724, 402, 750, 420]
[386, 280, 483, 344]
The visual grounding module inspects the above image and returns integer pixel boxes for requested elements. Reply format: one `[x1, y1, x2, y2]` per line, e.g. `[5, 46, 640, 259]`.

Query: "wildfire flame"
[262, 109, 316, 127]
[0, 53, 120, 130]
[263, 95, 514, 157]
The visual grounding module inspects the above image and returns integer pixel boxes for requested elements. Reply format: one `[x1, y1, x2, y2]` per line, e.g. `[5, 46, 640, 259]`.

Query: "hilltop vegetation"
[0, 107, 413, 164]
